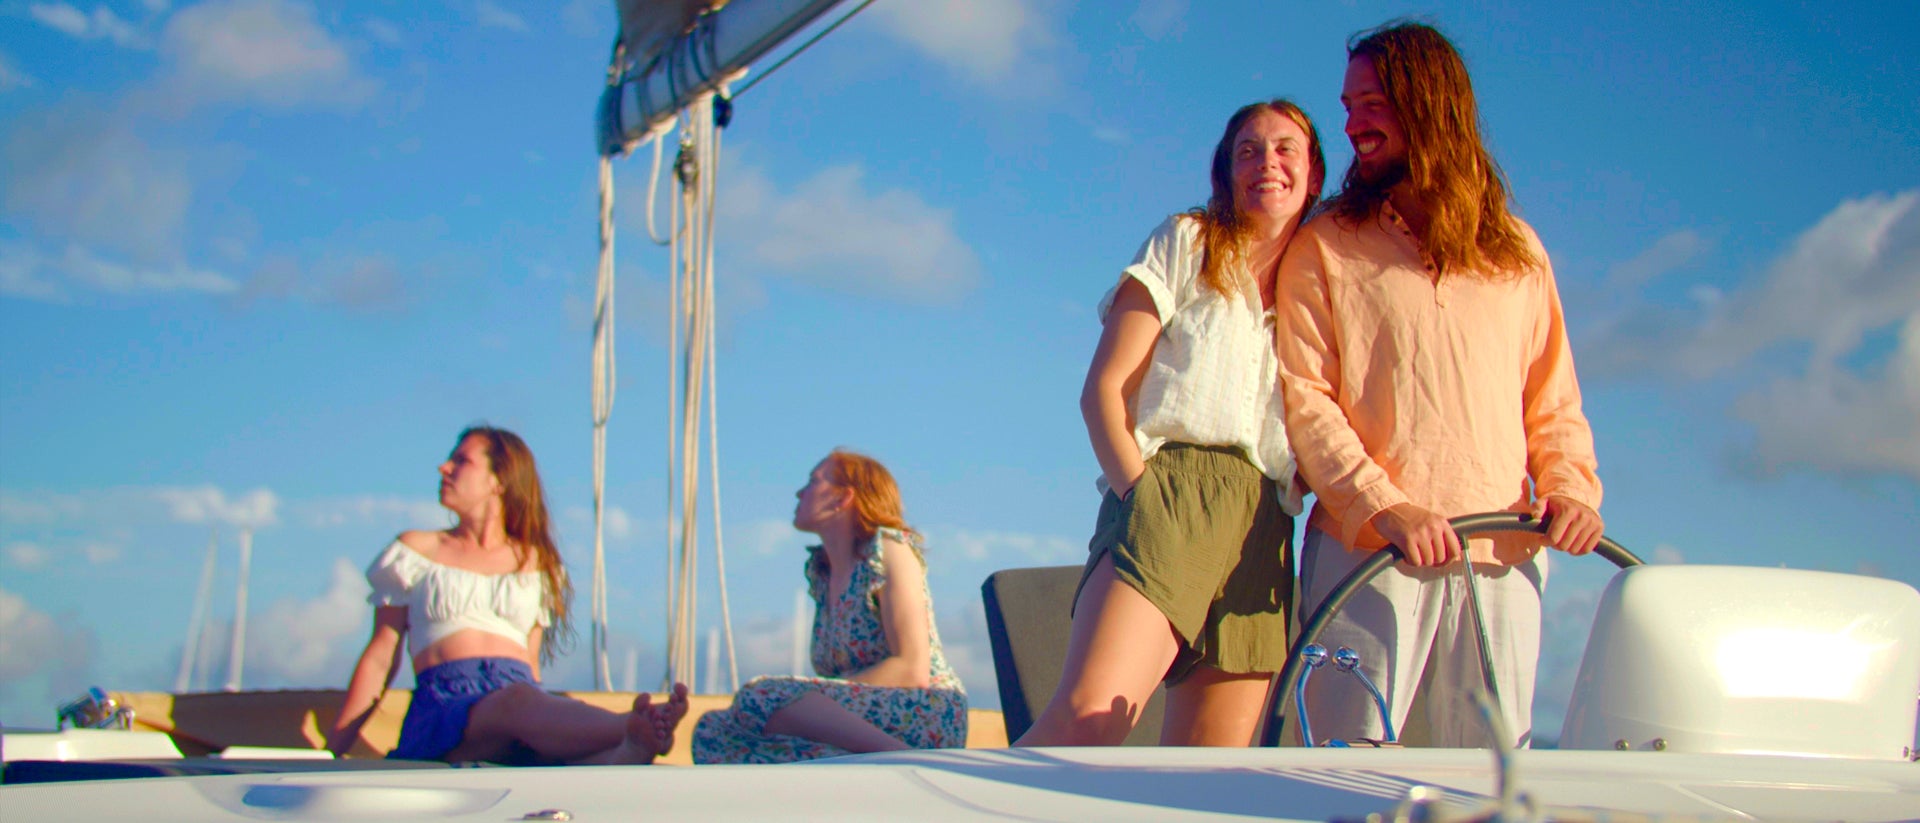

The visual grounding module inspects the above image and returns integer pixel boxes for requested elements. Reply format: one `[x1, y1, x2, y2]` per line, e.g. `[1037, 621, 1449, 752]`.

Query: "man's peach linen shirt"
[1275, 203, 1601, 565]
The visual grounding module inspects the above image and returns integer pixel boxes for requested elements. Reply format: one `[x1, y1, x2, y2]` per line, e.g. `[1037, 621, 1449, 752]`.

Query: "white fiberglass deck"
[6, 746, 1919, 822]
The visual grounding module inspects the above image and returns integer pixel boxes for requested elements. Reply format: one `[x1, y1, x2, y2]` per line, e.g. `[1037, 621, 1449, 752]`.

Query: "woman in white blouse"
[1015, 100, 1325, 747]
[326, 426, 689, 763]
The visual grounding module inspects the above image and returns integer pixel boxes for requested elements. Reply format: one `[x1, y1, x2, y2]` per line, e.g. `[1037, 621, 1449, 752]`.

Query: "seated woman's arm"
[327, 605, 408, 755]
[845, 534, 933, 689]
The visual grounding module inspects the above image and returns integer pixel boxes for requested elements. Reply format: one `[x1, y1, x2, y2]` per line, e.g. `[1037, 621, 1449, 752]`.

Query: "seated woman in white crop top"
[326, 426, 690, 763]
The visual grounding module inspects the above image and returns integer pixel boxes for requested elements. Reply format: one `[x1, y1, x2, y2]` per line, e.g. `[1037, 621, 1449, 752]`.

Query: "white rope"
[701, 107, 741, 690]
[659, 90, 740, 692]
[667, 99, 708, 686]
[589, 152, 617, 690]
[663, 127, 684, 689]
[643, 119, 674, 246]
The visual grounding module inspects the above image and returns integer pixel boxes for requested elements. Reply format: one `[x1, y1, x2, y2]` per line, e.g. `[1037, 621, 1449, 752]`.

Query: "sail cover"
[617, 0, 726, 71]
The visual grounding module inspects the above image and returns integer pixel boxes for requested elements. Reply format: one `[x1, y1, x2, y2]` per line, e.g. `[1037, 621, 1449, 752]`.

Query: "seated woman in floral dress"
[692, 449, 967, 763]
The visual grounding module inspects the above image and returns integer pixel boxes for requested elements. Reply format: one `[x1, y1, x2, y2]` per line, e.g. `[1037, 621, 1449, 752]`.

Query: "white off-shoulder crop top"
[365, 540, 551, 656]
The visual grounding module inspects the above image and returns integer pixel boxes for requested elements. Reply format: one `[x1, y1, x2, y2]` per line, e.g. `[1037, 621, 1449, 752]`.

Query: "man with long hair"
[1275, 20, 1604, 747]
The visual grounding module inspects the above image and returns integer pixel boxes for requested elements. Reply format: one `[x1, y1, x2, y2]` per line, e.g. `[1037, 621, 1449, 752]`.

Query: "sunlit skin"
[326, 434, 690, 764]
[1230, 109, 1322, 308]
[754, 457, 935, 753]
[1015, 105, 1325, 748]
[1340, 56, 1410, 193]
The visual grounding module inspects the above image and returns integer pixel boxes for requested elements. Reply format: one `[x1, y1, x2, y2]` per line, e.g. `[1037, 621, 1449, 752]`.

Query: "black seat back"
[981, 565, 1165, 744]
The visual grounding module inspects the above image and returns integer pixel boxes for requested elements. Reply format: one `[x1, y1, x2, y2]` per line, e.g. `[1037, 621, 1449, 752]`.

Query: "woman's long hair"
[1330, 20, 1539, 278]
[822, 448, 914, 551]
[1188, 99, 1327, 297]
[459, 425, 573, 664]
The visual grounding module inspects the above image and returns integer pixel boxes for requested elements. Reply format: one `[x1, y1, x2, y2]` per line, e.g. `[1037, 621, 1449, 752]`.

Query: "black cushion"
[981, 566, 1165, 744]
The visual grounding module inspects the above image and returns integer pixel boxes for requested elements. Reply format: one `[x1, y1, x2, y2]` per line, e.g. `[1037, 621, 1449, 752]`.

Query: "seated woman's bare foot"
[610, 684, 691, 765]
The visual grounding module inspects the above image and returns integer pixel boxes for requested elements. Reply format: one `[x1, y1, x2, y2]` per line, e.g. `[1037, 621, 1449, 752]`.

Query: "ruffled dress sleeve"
[365, 539, 425, 607]
[862, 527, 928, 610]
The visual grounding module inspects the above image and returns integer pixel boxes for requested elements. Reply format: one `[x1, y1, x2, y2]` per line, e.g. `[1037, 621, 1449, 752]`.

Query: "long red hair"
[1330, 20, 1539, 278]
[458, 425, 573, 664]
[822, 448, 914, 549]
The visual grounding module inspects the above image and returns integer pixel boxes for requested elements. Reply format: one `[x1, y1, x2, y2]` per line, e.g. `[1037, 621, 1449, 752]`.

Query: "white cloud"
[2, 111, 194, 263]
[562, 0, 603, 38]
[152, 486, 280, 528]
[1606, 229, 1711, 290]
[29, 3, 146, 48]
[296, 495, 444, 529]
[1131, 0, 1187, 40]
[1, 486, 276, 529]
[4, 542, 51, 570]
[29, 2, 88, 35]
[0, 587, 93, 685]
[474, 0, 529, 33]
[1533, 583, 1603, 741]
[721, 163, 983, 304]
[1091, 125, 1130, 146]
[1672, 191, 1920, 378]
[1732, 312, 1920, 479]
[81, 542, 122, 565]
[1589, 191, 1920, 482]
[1, 540, 118, 570]
[0, 244, 63, 301]
[1650, 544, 1685, 565]
[734, 518, 807, 557]
[0, 50, 38, 91]
[0, 492, 83, 524]
[930, 526, 1079, 565]
[240, 557, 370, 683]
[153, 0, 378, 112]
[231, 253, 411, 311]
[866, 0, 1057, 92]
[362, 17, 402, 47]
[563, 504, 637, 543]
[0, 243, 239, 302]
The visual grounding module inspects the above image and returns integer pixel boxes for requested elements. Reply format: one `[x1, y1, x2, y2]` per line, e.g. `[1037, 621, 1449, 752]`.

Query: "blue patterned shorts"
[388, 657, 536, 761]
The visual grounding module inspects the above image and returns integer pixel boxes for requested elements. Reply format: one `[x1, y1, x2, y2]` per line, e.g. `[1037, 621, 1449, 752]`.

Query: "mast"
[223, 527, 252, 692]
[174, 527, 218, 693]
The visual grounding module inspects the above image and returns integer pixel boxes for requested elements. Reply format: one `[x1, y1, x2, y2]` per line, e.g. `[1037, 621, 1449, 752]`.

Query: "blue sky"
[2, 0, 1917, 740]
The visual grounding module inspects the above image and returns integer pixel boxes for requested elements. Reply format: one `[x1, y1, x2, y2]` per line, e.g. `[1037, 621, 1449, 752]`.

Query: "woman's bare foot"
[610, 684, 691, 764]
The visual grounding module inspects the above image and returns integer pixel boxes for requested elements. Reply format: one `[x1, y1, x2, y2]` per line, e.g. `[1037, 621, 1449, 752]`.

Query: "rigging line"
[700, 109, 741, 691]
[643, 124, 673, 246]
[731, 0, 878, 99]
[591, 152, 618, 689]
[662, 133, 686, 690]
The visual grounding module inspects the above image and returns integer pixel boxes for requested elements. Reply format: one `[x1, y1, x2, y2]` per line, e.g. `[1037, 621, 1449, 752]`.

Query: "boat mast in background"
[173, 528, 219, 693]
[223, 528, 252, 692]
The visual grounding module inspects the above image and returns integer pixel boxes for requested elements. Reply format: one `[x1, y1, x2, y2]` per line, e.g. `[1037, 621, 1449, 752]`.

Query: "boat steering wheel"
[1258, 511, 1642, 747]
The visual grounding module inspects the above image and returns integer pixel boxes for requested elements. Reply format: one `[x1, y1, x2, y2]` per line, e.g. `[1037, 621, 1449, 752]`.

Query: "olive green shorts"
[1075, 443, 1295, 684]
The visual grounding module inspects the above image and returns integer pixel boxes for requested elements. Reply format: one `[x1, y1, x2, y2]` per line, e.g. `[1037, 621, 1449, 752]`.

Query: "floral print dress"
[692, 527, 968, 763]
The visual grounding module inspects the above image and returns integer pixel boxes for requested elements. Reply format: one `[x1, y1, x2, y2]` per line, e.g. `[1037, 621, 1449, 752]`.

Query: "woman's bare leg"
[762, 691, 911, 753]
[570, 688, 692, 765]
[447, 683, 688, 764]
[1014, 554, 1180, 746]
[1161, 665, 1272, 746]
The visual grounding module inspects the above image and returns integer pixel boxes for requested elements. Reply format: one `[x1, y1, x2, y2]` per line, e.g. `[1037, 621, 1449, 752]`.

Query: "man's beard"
[1354, 155, 1408, 190]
